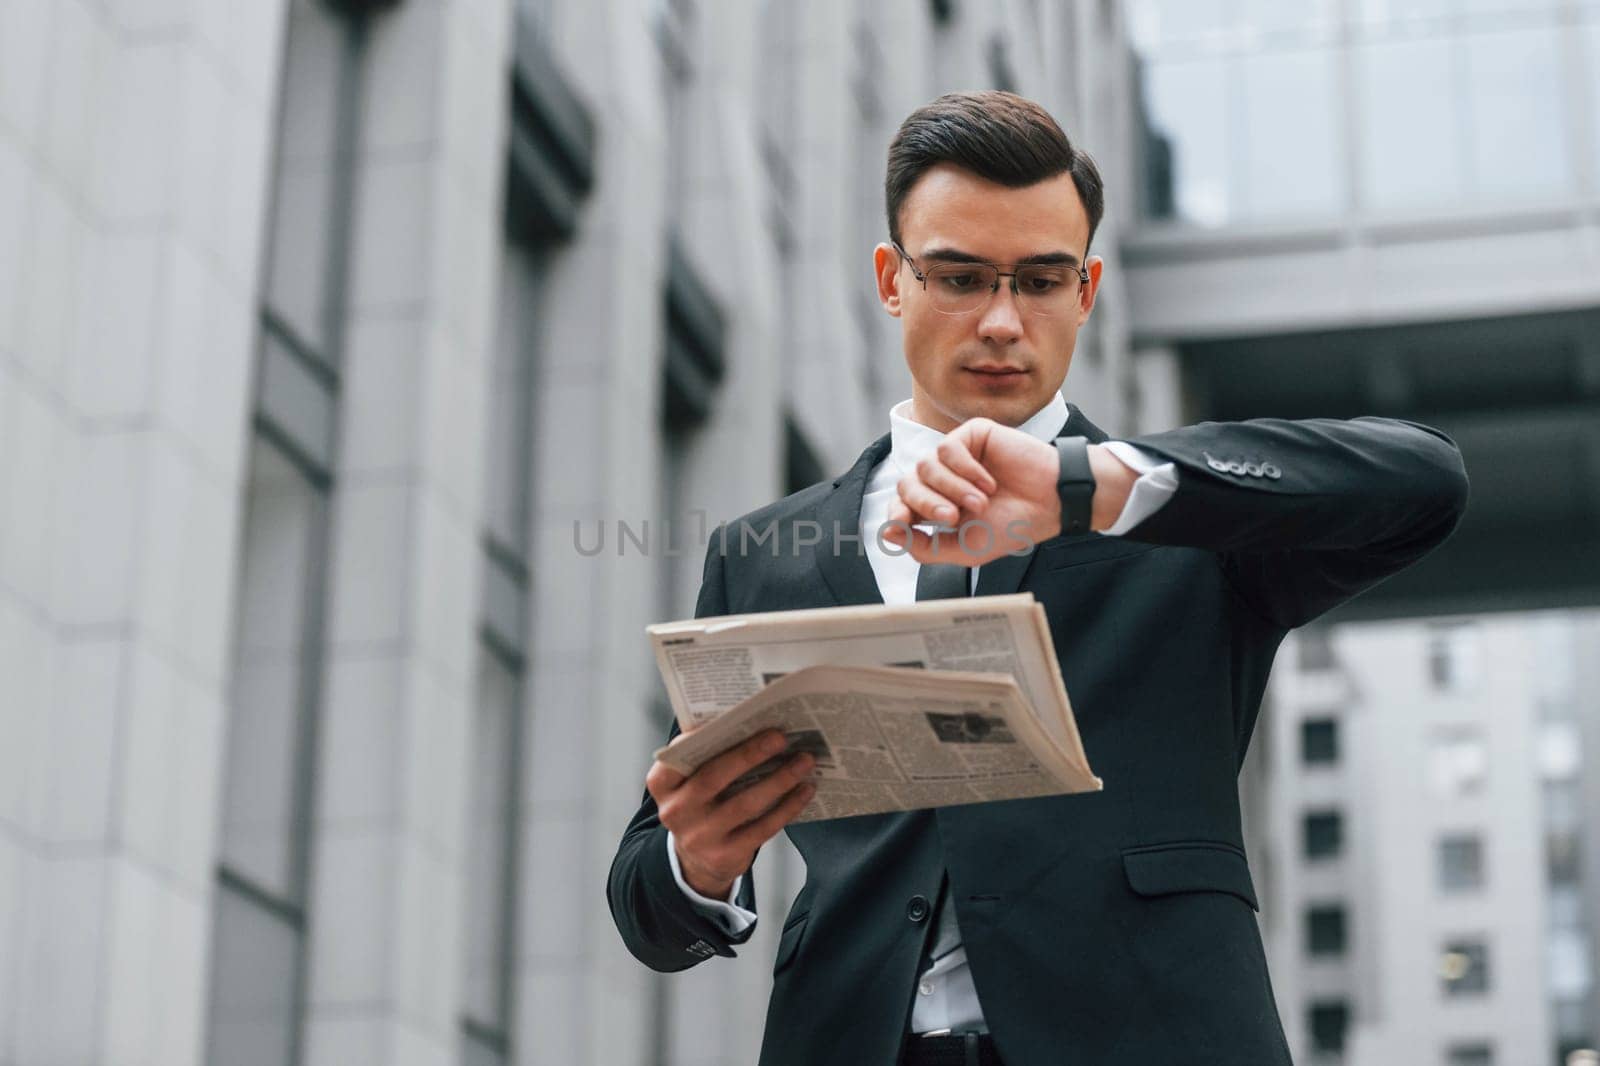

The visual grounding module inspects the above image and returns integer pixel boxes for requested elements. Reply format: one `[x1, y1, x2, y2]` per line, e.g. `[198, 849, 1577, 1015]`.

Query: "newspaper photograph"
[653, 664, 1102, 822]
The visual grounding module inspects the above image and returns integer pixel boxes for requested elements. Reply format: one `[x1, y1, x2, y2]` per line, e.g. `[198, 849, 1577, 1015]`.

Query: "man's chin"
[950, 390, 1044, 429]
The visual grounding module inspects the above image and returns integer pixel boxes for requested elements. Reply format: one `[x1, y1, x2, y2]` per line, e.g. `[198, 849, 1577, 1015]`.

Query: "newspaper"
[648, 593, 1101, 821]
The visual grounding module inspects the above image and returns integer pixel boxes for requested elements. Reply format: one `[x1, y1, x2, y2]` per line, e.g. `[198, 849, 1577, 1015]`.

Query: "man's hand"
[880, 417, 1139, 566]
[647, 729, 816, 900]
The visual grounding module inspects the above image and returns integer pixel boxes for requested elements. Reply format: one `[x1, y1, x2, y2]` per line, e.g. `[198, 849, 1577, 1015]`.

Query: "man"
[608, 91, 1467, 1066]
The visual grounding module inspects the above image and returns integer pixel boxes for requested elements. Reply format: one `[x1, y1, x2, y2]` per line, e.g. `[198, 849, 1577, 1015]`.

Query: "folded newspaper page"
[648, 593, 1101, 821]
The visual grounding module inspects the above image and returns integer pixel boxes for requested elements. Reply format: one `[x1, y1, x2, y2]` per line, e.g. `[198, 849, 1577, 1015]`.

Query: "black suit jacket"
[608, 407, 1468, 1066]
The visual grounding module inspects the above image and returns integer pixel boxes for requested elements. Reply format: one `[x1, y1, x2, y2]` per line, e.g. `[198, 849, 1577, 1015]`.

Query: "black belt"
[899, 1031, 1004, 1066]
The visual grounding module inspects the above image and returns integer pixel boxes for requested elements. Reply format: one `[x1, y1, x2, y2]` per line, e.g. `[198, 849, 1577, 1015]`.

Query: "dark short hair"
[885, 90, 1104, 253]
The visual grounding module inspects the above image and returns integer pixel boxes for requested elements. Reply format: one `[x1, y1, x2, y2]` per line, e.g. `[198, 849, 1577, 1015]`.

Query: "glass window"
[1462, 26, 1571, 202]
[1304, 810, 1343, 860]
[1549, 884, 1584, 928]
[1302, 717, 1339, 765]
[1553, 997, 1590, 1042]
[1537, 720, 1583, 780]
[462, 1027, 507, 1066]
[1140, 56, 1231, 225]
[480, 550, 527, 658]
[1445, 1043, 1494, 1066]
[1546, 781, 1584, 835]
[261, 2, 350, 360]
[1298, 627, 1336, 671]
[1358, 35, 1465, 210]
[1548, 929, 1594, 998]
[205, 884, 300, 1066]
[1438, 834, 1485, 892]
[461, 648, 520, 1031]
[483, 251, 543, 555]
[1426, 622, 1481, 692]
[258, 327, 336, 470]
[1232, 0, 1340, 38]
[1355, 0, 1454, 26]
[1126, 0, 1230, 50]
[1459, 0, 1560, 19]
[1309, 1000, 1350, 1053]
[1440, 939, 1491, 996]
[1429, 729, 1487, 797]
[220, 438, 325, 899]
[1589, 20, 1600, 191]
[1237, 46, 1342, 219]
[1547, 830, 1583, 887]
[1306, 904, 1348, 956]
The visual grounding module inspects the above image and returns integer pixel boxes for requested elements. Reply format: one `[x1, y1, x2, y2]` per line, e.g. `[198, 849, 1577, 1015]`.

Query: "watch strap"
[1054, 435, 1095, 535]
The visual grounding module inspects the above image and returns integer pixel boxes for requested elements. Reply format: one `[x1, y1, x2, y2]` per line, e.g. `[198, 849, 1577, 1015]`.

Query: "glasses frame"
[892, 240, 1091, 316]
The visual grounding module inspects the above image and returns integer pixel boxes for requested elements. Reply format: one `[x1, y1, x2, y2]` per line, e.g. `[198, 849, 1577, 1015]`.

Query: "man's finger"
[646, 758, 688, 799]
[945, 417, 998, 466]
[916, 454, 990, 517]
[712, 752, 814, 829]
[899, 525, 969, 566]
[690, 729, 790, 799]
[897, 472, 963, 527]
[900, 520, 1012, 567]
[732, 780, 817, 849]
[934, 436, 997, 496]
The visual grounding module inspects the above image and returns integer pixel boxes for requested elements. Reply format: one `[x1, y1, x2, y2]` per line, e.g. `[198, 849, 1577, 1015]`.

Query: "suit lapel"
[814, 432, 891, 608]
[975, 403, 1109, 597]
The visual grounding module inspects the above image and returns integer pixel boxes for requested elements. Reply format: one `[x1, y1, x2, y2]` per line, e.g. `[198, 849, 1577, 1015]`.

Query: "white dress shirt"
[667, 391, 1179, 1034]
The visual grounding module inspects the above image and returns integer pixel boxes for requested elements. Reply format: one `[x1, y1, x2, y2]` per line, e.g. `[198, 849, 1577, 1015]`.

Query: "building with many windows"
[1251, 615, 1600, 1065]
[0, 2, 1143, 1065]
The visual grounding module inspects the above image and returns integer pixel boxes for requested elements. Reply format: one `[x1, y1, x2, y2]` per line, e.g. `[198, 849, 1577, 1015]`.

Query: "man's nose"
[975, 282, 1025, 343]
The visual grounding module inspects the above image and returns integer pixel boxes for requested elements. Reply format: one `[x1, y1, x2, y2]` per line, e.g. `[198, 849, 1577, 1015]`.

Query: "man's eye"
[937, 272, 983, 292]
[1019, 271, 1065, 293]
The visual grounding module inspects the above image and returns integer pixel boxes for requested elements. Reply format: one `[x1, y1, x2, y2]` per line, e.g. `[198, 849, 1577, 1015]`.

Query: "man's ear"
[1076, 255, 1105, 326]
[874, 243, 903, 318]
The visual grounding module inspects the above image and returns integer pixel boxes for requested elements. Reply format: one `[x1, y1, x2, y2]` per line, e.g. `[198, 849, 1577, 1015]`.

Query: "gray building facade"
[0, 2, 1141, 1065]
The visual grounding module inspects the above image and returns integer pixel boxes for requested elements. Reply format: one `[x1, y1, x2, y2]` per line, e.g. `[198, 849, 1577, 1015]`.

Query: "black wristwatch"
[1054, 435, 1096, 535]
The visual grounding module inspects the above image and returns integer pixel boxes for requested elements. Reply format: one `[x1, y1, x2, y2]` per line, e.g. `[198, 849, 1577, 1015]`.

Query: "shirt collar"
[886, 391, 1069, 477]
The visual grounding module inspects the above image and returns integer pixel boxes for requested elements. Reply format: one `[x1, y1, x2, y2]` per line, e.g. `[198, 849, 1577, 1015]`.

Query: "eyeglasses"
[893, 241, 1089, 317]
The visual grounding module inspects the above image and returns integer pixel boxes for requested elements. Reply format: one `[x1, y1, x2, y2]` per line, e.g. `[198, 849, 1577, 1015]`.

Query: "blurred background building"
[0, 2, 1594, 1066]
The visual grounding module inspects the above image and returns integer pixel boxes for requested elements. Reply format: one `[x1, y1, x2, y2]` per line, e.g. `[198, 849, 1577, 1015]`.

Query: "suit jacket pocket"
[773, 911, 809, 975]
[1121, 841, 1259, 911]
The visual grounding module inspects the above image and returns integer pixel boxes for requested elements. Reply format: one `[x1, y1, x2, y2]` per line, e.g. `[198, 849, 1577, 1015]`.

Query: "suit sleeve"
[606, 525, 760, 972]
[1120, 416, 1469, 629]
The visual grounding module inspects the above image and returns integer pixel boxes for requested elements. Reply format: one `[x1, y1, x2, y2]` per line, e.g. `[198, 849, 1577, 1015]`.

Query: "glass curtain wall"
[1126, 0, 1600, 225]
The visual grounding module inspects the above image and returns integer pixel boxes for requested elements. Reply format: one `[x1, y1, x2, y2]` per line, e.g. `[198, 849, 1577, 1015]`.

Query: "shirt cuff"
[1098, 441, 1179, 538]
[666, 829, 758, 935]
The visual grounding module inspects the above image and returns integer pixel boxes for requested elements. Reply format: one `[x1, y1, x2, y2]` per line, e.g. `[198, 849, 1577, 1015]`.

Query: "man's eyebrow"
[918, 246, 1083, 268]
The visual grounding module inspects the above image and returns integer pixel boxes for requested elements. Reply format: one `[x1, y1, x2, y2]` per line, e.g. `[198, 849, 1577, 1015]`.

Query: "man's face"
[874, 164, 1103, 432]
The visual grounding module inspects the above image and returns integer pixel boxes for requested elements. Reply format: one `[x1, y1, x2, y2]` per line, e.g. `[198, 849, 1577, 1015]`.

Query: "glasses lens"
[920, 263, 1081, 315]
[1012, 266, 1080, 316]
[923, 264, 999, 314]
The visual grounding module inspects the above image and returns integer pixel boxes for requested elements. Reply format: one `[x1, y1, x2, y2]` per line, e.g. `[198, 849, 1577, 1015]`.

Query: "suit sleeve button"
[1244, 462, 1263, 477]
[1262, 463, 1281, 479]
[1226, 461, 1247, 475]
[906, 895, 930, 922]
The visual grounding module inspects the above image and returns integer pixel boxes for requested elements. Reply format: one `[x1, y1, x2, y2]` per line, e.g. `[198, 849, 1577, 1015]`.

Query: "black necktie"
[915, 562, 972, 602]
[913, 563, 972, 987]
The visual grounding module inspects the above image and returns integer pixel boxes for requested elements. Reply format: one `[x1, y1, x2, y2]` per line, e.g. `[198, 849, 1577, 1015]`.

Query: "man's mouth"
[965, 365, 1028, 378]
